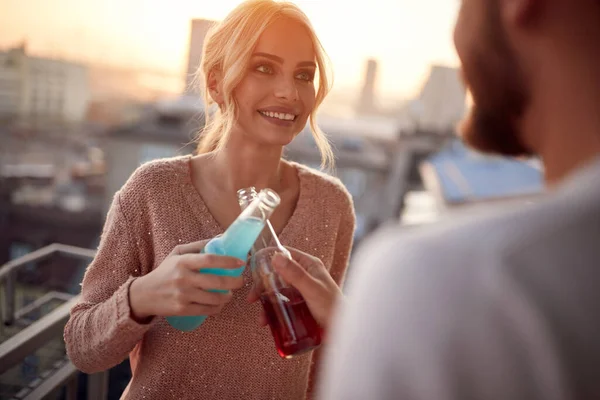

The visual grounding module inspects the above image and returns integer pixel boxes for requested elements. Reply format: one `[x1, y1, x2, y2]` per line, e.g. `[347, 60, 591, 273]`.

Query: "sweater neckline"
[179, 155, 309, 245]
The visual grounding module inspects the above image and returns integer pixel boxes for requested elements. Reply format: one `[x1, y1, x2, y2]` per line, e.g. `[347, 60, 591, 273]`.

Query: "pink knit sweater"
[64, 156, 355, 400]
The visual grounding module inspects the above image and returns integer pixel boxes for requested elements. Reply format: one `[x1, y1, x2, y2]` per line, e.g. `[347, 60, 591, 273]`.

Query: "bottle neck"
[237, 187, 280, 251]
[237, 188, 279, 224]
[237, 187, 258, 210]
[208, 190, 279, 258]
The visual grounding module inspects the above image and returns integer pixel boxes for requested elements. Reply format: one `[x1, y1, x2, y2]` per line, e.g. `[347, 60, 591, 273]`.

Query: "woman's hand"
[247, 247, 342, 330]
[129, 240, 245, 322]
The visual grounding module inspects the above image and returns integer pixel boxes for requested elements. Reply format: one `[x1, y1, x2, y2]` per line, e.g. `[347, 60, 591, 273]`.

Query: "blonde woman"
[64, 1, 355, 398]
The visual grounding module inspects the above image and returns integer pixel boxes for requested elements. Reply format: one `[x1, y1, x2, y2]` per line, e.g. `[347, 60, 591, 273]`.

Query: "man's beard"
[458, 1, 534, 157]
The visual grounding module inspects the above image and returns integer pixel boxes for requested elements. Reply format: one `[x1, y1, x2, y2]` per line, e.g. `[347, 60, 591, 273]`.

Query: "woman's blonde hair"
[195, 0, 335, 169]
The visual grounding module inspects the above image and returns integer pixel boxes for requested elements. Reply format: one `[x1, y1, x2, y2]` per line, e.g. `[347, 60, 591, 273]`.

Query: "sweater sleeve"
[64, 192, 154, 373]
[306, 193, 356, 399]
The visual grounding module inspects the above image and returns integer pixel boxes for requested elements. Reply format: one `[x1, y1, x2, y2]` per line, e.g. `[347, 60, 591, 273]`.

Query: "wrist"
[129, 276, 153, 323]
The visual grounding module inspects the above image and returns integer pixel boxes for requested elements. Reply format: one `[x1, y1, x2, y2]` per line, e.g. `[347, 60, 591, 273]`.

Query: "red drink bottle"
[238, 187, 322, 358]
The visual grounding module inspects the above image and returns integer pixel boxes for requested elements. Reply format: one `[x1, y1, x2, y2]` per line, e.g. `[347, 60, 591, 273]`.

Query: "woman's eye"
[296, 71, 314, 81]
[256, 65, 273, 74]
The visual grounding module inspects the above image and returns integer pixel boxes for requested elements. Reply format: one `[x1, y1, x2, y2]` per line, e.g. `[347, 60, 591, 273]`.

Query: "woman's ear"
[207, 70, 224, 105]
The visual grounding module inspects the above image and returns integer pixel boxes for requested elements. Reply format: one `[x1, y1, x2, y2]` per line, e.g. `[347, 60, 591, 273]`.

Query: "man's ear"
[207, 69, 224, 105]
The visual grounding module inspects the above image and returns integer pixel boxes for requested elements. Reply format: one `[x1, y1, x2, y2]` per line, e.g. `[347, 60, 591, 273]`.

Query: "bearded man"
[320, 0, 600, 398]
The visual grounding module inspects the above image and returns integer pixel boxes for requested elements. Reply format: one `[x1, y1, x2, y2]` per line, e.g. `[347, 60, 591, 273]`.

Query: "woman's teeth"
[260, 111, 296, 121]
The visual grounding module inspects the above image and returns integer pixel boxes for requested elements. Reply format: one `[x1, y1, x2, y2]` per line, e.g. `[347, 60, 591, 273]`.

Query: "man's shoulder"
[355, 176, 600, 287]
[345, 177, 600, 348]
[352, 205, 522, 281]
[330, 159, 600, 400]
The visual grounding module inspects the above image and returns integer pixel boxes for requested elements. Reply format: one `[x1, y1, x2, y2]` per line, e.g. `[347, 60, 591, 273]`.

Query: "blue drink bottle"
[166, 188, 281, 331]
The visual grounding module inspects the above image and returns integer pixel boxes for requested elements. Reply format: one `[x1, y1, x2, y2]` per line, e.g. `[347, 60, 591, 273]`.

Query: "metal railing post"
[65, 374, 79, 400]
[88, 370, 109, 400]
[3, 270, 15, 325]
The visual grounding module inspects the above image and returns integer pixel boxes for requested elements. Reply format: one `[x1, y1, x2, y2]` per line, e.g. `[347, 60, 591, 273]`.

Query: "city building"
[0, 156, 105, 274]
[356, 58, 379, 116]
[285, 126, 390, 243]
[103, 98, 202, 214]
[0, 43, 89, 123]
[283, 120, 458, 243]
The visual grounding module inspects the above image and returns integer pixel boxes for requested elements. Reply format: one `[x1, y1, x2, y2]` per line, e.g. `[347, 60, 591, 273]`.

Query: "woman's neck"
[209, 139, 286, 194]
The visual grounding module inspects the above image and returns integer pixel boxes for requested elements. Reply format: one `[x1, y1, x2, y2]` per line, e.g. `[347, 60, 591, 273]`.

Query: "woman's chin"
[258, 133, 297, 148]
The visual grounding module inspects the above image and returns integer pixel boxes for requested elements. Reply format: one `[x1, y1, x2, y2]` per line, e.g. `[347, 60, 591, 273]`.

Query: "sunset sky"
[0, 0, 460, 98]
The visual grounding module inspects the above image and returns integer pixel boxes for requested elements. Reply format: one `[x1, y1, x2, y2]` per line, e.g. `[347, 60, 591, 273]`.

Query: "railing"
[0, 243, 109, 400]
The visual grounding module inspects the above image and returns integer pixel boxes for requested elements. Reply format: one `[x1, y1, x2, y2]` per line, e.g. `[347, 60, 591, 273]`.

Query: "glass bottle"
[237, 187, 322, 358]
[166, 188, 281, 332]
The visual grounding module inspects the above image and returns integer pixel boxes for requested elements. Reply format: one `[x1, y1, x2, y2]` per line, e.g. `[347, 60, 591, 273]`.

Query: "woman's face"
[231, 17, 317, 148]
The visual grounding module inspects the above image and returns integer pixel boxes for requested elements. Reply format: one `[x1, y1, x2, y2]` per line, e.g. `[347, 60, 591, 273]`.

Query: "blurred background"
[0, 1, 544, 399]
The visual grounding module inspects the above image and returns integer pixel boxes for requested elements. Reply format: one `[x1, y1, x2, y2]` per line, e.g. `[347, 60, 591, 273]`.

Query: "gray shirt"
[319, 157, 600, 400]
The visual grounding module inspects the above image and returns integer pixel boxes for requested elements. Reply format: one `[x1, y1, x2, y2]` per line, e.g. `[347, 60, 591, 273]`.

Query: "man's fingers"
[284, 247, 321, 268]
[272, 253, 321, 298]
[259, 309, 268, 327]
[246, 283, 261, 303]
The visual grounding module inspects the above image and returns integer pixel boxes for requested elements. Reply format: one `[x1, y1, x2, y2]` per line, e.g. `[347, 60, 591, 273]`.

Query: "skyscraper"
[185, 19, 215, 94]
[356, 58, 379, 115]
